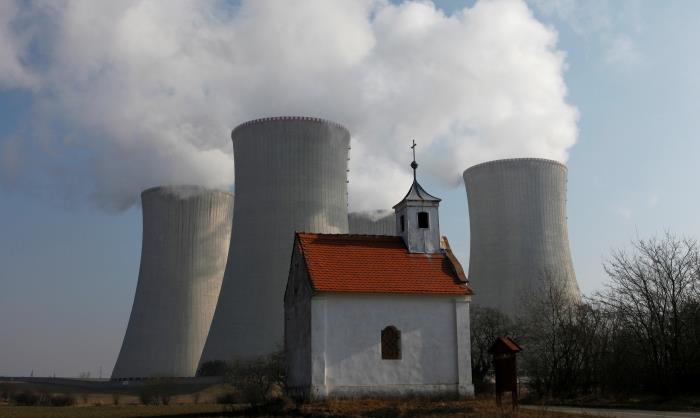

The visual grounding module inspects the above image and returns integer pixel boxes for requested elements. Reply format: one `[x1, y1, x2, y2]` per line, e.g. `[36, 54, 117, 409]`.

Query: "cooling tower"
[200, 116, 350, 363]
[463, 158, 580, 317]
[111, 186, 234, 379]
[348, 210, 397, 236]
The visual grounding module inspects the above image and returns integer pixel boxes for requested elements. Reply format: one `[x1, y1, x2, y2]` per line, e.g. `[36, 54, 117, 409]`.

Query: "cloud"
[0, 1, 38, 88]
[0, 0, 578, 211]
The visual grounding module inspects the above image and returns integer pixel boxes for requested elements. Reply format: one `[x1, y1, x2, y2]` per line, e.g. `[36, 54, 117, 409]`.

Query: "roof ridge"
[297, 232, 400, 240]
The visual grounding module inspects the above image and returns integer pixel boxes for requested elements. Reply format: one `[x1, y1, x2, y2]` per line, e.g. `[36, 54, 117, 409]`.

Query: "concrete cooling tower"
[348, 210, 397, 235]
[463, 158, 580, 317]
[112, 186, 234, 379]
[200, 116, 350, 364]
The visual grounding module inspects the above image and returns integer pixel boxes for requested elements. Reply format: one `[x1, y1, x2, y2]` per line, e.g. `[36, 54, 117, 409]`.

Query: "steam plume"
[0, 0, 577, 211]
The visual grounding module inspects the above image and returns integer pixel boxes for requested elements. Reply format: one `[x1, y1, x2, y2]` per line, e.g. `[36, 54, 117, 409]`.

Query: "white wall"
[395, 202, 441, 254]
[284, 245, 313, 392]
[309, 293, 472, 397]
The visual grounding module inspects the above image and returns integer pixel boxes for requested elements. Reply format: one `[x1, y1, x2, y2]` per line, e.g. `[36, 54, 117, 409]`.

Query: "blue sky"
[1, 0, 700, 377]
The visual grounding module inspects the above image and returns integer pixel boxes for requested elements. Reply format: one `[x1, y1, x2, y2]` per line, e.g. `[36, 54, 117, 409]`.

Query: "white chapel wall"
[313, 294, 460, 394]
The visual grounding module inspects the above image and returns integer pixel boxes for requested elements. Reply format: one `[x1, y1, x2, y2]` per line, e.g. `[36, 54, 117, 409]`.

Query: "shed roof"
[488, 336, 522, 354]
[295, 233, 472, 296]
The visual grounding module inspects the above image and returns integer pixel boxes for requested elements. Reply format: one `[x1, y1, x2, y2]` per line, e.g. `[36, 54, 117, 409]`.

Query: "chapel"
[284, 155, 475, 399]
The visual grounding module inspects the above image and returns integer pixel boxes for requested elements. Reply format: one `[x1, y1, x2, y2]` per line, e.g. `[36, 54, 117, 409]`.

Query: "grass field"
[0, 404, 227, 418]
[0, 380, 586, 417]
[0, 398, 584, 418]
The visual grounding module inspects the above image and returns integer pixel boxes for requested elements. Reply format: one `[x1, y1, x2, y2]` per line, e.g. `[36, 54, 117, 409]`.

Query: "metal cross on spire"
[410, 140, 418, 181]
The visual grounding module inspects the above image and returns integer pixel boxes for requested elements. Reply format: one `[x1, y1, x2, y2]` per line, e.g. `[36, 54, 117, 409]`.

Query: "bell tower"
[393, 141, 441, 254]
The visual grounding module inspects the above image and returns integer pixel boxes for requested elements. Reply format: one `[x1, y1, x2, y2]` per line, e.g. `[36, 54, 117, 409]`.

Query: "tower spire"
[410, 140, 418, 181]
[394, 139, 442, 254]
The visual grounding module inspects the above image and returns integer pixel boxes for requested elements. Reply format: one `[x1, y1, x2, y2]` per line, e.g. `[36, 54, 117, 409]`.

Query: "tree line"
[471, 232, 700, 398]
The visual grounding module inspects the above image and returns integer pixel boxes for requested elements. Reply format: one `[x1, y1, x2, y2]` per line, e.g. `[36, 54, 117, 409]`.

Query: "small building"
[284, 161, 474, 399]
[489, 336, 522, 406]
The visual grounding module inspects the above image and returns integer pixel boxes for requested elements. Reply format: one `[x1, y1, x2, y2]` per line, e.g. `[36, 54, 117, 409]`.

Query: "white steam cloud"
[0, 0, 577, 211]
[0, 1, 37, 88]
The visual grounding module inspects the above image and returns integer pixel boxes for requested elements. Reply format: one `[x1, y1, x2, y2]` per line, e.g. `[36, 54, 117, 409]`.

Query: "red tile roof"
[296, 233, 472, 296]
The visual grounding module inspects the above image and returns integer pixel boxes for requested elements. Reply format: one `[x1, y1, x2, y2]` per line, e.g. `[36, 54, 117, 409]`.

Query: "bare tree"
[224, 351, 286, 406]
[598, 232, 700, 390]
[470, 305, 515, 392]
[517, 269, 607, 398]
[509, 233, 700, 399]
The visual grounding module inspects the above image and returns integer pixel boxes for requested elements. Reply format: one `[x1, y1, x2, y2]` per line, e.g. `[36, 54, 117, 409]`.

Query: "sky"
[1, 0, 699, 377]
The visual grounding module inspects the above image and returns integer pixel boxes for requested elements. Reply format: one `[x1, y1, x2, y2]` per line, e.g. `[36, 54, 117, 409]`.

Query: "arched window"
[400, 215, 405, 232]
[381, 326, 401, 360]
[417, 211, 429, 229]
